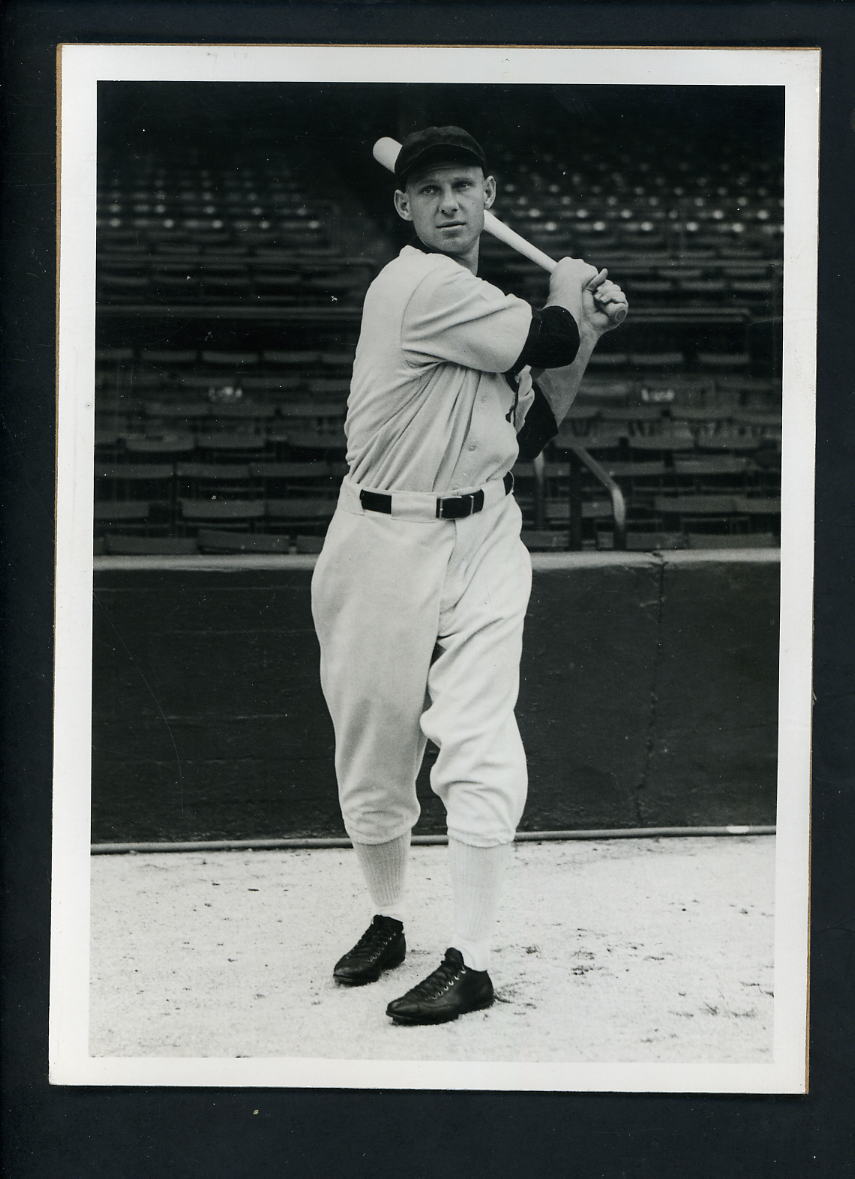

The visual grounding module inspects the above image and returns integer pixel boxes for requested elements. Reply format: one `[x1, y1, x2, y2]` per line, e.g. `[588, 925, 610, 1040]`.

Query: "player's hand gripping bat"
[372, 136, 628, 326]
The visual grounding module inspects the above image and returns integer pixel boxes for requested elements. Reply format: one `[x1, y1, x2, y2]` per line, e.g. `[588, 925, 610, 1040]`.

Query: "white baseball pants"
[311, 476, 532, 848]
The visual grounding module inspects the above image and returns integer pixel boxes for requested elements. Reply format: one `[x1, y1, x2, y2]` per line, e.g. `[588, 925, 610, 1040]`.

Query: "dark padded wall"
[91, 555, 779, 842]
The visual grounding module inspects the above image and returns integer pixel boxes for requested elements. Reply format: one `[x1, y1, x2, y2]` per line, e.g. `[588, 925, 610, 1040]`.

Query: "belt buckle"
[436, 492, 473, 520]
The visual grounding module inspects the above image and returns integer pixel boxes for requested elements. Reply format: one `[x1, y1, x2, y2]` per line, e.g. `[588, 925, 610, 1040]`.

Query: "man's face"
[394, 161, 496, 263]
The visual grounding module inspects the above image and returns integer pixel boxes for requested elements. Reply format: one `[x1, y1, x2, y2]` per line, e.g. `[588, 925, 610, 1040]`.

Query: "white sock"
[448, 838, 512, 972]
[352, 834, 410, 925]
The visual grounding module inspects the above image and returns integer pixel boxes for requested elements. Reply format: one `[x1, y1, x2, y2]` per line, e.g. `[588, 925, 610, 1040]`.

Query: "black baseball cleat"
[333, 915, 406, 986]
[386, 947, 494, 1025]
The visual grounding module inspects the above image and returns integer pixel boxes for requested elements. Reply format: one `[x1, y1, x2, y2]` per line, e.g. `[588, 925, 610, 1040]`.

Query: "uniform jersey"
[345, 245, 533, 492]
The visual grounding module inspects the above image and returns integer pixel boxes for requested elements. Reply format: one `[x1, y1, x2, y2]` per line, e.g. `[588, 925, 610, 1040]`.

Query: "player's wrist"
[576, 319, 601, 350]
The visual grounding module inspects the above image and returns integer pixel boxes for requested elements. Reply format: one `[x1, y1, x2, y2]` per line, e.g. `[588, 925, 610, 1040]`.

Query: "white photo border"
[51, 43, 818, 1092]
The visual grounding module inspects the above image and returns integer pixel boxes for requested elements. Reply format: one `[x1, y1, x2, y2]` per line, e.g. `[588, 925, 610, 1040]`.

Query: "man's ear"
[484, 175, 496, 210]
[393, 188, 413, 222]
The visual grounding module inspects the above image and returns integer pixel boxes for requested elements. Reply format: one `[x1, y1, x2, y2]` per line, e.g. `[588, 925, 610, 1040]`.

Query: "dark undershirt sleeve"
[510, 305, 580, 373]
[515, 380, 559, 462]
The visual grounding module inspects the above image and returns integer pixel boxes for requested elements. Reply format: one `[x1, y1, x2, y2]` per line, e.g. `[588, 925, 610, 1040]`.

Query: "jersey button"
[468, 442, 477, 452]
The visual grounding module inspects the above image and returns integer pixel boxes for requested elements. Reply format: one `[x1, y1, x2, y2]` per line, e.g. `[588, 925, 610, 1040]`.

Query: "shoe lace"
[409, 956, 465, 1000]
[352, 919, 395, 957]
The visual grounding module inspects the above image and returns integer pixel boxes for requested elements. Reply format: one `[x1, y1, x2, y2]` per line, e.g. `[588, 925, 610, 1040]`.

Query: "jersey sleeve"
[511, 305, 580, 372]
[401, 262, 532, 375]
[514, 370, 559, 461]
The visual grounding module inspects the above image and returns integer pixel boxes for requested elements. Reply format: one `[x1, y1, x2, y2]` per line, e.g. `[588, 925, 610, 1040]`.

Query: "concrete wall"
[91, 552, 780, 843]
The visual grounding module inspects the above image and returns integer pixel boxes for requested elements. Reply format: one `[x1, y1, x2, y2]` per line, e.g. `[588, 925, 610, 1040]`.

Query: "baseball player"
[311, 126, 626, 1025]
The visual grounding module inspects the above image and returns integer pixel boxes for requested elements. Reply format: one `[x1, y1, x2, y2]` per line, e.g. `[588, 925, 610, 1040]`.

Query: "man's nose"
[439, 187, 459, 213]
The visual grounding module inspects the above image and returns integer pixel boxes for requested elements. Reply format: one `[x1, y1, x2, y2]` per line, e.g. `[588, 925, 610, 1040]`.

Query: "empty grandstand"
[94, 83, 783, 554]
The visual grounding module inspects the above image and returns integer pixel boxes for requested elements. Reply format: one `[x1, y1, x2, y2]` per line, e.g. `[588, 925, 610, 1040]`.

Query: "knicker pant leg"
[311, 508, 452, 844]
[420, 497, 533, 847]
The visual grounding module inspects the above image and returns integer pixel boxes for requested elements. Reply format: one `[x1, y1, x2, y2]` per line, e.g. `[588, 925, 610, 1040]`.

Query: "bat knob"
[372, 137, 401, 173]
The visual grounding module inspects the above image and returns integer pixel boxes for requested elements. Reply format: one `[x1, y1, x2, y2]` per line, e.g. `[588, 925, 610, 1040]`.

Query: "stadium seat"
[686, 531, 777, 550]
[602, 459, 669, 496]
[598, 406, 666, 436]
[178, 497, 266, 534]
[264, 497, 335, 536]
[520, 530, 568, 552]
[679, 278, 727, 300]
[673, 456, 753, 493]
[94, 430, 122, 461]
[670, 405, 734, 433]
[104, 534, 199, 556]
[206, 402, 277, 431]
[730, 409, 782, 439]
[98, 274, 150, 302]
[625, 278, 674, 303]
[733, 496, 781, 535]
[285, 404, 347, 434]
[96, 347, 135, 365]
[319, 350, 355, 373]
[94, 499, 156, 536]
[143, 401, 211, 430]
[306, 377, 348, 398]
[149, 265, 201, 301]
[732, 279, 774, 303]
[577, 379, 634, 407]
[200, 349, 261, 371]
[555, 427, 625, 455]
[261, 349, 323, 371]
[626, 433, 695, 457]
[175, 462, 258, 499]
[662, 267, 705, 282]
[202, 241, 250, 258]
[95, 462, 174, 503]
[177, 374, 223, 394]
[201, 268, 252, 301]
[124, 433, 196, 461]
[195, 432, 267, 461]
[586, 350, 629, 371]
[102, 371, 163, 398]
[623, 531, 686, 552]
[280, 431, 347, 461]
[545, 498, 614, 524]
[653, 494, 747, 534]
[240, 374, 305, 398]
[253, 272, 302, 301]
[563, 405, 600, 435]
[140, 348, 199, 372]
[152, 239, 200, 256]
[697, 350, 751, 372]
[695, 431, 761, 454]
[629, 351, 685, 371]
[196, 529, 292, 554]
[715, 375, 779, 399]
[249, 460, 339, 498]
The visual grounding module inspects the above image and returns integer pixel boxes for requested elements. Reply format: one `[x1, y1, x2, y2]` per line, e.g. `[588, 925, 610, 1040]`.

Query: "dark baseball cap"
[394, 126, 487, 184]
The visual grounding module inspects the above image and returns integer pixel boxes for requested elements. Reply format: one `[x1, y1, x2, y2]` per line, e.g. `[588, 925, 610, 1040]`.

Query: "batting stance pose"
[311, 126, 626, 1025]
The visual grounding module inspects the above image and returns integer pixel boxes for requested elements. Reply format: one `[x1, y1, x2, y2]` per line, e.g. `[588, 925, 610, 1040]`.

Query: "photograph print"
[51, 45, 816, 1092]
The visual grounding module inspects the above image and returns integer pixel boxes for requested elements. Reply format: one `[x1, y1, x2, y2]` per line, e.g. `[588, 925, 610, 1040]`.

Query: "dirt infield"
[90, 836, 774, 1064]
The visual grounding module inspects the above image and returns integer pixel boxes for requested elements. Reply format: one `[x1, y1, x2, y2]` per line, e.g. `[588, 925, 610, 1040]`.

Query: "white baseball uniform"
[311, 244, 539, 849]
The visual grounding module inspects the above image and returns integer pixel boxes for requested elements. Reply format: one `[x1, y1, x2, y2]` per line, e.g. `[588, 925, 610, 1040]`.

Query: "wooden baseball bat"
[372, 136, 627, 325]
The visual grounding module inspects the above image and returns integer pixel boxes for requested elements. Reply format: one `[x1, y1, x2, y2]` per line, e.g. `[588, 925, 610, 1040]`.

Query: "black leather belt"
[360, 471, 514, 519]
